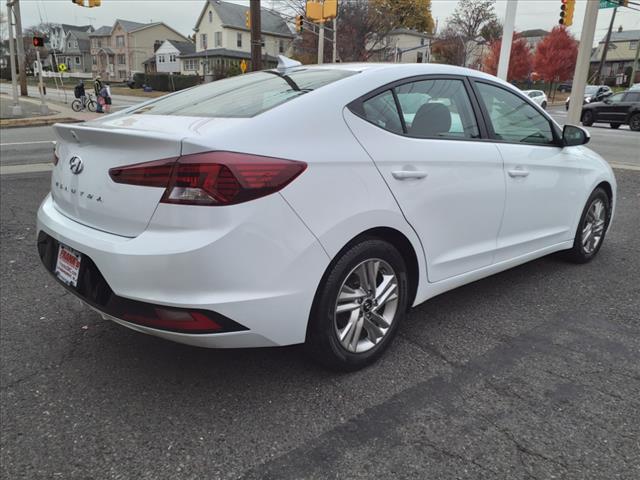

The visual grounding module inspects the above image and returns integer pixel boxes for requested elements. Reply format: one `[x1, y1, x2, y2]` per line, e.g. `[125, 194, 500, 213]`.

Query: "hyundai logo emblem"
[69, 156, 84, 175]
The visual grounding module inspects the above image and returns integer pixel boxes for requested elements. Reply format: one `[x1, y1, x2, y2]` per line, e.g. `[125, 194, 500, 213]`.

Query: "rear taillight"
[109, 151, 306, 206]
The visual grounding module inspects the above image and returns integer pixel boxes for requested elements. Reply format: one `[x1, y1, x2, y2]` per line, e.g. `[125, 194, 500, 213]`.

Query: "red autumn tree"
[533, 26, 578, 86]
[483, 33, 532, 81]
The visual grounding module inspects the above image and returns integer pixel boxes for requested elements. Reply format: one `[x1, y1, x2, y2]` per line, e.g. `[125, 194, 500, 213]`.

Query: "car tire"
[541, 101, 547, 110]
[306, 238, 409, 371]
[564, 187, 610, 264]
[610, 123, 621, 129]
[630, 114, 640, 132]
[581, 111, 594, 127]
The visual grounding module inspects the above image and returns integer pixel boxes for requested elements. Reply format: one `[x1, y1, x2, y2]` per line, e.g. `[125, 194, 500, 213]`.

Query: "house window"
[92, 57, 97, 65]
[119, 70, 127, 79]
[75, 56, 81, 65]
[97, 39, 103, 48]
[117, 54, 126, 65]
[116, 35, 125, 47]
[631, 40, 638, 51]
[237, 33, 242, 48]
[201, 33, 208, 50]
[279, 39, 285, 54]
[184, 59, 197, 71]
[420, 38, 425, 46]
[417, 52, 423, 63]
[169, 54, 176, 62]
[209, 10, 213, 23]
[68, 41, 72, 48]
[215, 32, 222, 47]
[158, 55, 164, 63]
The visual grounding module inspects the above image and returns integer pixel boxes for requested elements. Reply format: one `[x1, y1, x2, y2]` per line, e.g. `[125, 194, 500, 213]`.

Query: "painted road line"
[610, 163, 640, 171]
[0, 140, 55, 147]
[0, 163, 53, 175]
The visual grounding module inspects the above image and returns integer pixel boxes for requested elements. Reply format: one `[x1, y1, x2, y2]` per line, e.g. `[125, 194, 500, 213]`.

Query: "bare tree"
[449, 0, 498, 41]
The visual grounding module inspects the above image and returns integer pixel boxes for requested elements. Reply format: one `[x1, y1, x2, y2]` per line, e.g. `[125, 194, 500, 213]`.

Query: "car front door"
[344, 76, 505, 283]
[472, 80, 586, 262]
[597, 92, 626, 122]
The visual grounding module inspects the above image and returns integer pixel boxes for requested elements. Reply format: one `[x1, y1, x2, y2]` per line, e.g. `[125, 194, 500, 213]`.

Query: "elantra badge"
[69, 156, 84, 175]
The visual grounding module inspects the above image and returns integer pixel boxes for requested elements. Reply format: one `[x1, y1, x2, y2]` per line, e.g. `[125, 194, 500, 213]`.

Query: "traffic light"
[245, 10, 251, 28]
[559, 0, 575, 27]
[71, 0, 84, 6]
[88, 0, 102, 7]
[295, 15, 304, 33]
[32, 36, 45, 47]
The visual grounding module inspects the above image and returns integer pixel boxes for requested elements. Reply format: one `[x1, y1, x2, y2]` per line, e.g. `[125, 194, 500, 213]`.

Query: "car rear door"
[471, 80, 585, 261]
[344, 76, 505, 283]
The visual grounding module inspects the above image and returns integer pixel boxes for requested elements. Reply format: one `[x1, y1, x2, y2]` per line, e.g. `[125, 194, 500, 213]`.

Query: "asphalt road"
[547, 106, 640, 169]
[1, 136, 639, 477]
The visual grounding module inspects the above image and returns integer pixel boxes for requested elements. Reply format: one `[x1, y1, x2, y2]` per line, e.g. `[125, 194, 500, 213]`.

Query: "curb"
[0, 117, 84, 129]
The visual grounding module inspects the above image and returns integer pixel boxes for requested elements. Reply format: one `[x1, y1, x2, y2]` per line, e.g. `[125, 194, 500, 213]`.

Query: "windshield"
[585, 86, 599, 95]
[129, 69, 357, 118]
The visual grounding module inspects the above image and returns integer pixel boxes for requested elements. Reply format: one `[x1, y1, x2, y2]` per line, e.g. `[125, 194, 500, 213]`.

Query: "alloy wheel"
[582, 199, 606, 255]
[334, 258, 399, 353]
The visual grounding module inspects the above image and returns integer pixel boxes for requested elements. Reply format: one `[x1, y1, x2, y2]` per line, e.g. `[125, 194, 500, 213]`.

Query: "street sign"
[240, 59, 247, 74]
[599, 0, 619, 9]
[58, 63, 67, 72]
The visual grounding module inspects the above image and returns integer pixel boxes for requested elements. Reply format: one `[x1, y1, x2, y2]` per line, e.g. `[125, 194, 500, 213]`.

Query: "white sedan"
[522, 89, 548, 109]
[37, 59, 616, 370]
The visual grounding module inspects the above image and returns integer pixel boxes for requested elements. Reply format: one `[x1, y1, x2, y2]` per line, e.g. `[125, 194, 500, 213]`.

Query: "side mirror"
[563, 125, 590, 147]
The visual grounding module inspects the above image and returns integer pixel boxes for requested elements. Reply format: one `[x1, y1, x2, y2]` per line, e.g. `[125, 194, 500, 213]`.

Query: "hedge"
[132, 72, 201, 92]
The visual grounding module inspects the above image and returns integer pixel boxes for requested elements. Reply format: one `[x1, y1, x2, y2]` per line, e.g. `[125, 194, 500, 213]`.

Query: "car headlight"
[585, 97, 591, 103]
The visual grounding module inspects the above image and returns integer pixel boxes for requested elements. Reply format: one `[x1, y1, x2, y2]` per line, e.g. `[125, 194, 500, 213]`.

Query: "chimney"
[154, 40, 162, 52]
[618, 25, 623, 33]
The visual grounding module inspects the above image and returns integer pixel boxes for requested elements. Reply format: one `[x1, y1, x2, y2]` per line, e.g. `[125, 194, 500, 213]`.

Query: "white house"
[155, 40, 196, 73]
[180, 0, 294, 76]
[370, 28, 432, 63]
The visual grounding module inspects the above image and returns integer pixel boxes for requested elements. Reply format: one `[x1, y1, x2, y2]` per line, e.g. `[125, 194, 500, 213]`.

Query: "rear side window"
[130, 69, 356, 118]
[625, 92, 640, 102]
[360, 78, 480, 139]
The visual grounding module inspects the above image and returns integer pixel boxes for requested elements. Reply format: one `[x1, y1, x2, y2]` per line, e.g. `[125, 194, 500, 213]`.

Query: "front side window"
[608, 92, 625, 103]
[131, 69, 356, 118]
[624, 92, 640, 102]
[476, 82, 555, 145]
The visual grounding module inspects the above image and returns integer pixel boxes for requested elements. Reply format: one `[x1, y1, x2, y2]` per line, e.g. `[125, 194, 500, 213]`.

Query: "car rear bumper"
[37, 193, 330, 347]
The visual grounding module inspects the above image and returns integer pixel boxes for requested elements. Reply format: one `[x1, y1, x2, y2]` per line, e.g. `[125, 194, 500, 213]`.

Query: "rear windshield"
[130, 69, 357, 118]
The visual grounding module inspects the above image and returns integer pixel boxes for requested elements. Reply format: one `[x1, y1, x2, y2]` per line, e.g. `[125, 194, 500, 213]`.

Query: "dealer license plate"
[55, 243, 82, 287]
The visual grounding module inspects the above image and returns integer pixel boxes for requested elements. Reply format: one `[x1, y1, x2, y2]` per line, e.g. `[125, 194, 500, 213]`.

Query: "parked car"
[37, 60, 617, 370]
[581, 89, 640, 130]
[558, 82, 572, 93]
[566, 85, 612, 110]
[630, 83, 640, 92]
[522, 89, 548, 109]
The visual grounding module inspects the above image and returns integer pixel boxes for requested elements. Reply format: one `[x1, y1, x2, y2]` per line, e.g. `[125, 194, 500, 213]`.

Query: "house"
[520, 29, 549, 51]
[181, 0, 294, 76]
[89, 19, 190, 81]
[60, 30, 92, 73]
[369, 28, 432, 63]
[590, 28, 640, 83]
[154, 40, 196, 73]
[43, 23, 94, 70]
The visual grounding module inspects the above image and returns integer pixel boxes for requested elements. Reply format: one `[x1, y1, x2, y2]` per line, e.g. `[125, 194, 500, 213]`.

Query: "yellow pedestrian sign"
[58, 63, 68, 72]
[240, 59, 247, 74]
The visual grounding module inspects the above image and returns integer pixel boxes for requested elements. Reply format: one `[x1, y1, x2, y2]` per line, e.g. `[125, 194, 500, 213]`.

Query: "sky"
[1, 0, 639, 46]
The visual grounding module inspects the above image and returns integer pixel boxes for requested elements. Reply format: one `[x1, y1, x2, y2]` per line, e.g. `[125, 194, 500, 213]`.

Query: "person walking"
[100, 83, 112, 114]
[94, 76, 104, 113]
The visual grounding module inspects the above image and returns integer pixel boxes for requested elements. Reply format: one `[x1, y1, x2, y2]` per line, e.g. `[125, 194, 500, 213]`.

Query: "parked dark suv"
[581, 90, 640, 131]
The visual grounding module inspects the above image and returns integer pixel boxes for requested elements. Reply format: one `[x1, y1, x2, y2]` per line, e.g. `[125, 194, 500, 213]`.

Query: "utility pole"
[567, 0, 600, 125]
[332, 17, 337, 63]
[11, 0, 28, 96]
[596, 7, 617, 84]
[318, 23, 325, 64]
[250, 0, 262, 71]
[497, 0, 518, 80]
[630, 32, 640, 87]
[6, 0, 22, 115]
[35, 49, 49, 115]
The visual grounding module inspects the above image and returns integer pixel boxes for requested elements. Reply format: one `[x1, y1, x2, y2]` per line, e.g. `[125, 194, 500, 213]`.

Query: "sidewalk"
[0, 93, 101, 128]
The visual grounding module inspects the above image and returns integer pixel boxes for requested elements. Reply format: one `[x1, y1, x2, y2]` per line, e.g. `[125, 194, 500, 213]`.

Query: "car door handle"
[507, 169, 530, 178]
[392, 170, 428, 180]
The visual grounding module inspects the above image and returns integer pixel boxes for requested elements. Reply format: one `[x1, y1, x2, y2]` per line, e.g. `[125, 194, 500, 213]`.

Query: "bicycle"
[71, 93, 97, 112]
